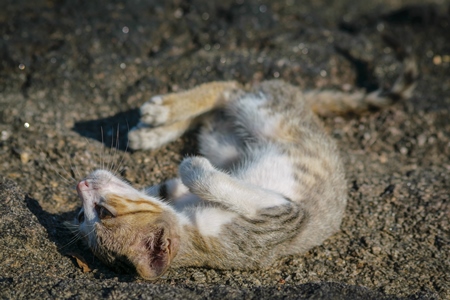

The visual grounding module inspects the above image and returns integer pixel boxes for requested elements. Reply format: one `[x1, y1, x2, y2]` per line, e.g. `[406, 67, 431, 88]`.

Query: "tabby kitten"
[75, 56, 417, 280]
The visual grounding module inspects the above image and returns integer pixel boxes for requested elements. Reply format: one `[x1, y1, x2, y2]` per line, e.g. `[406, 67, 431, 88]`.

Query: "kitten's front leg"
[179, 157, 291, 217]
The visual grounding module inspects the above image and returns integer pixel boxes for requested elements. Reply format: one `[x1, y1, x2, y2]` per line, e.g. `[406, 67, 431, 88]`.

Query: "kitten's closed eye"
[95, 204, 114, 219]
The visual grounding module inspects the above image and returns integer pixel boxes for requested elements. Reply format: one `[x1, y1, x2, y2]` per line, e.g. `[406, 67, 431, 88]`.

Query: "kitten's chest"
[180, 203, 237, 237]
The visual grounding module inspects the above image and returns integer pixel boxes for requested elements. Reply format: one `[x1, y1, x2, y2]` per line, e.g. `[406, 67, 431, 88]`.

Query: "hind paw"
[139, 95, 170, 126]
[128, 123, 176, 150]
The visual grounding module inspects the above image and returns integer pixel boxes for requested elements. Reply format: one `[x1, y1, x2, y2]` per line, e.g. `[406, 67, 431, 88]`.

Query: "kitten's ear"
[133, 227, 179, 280]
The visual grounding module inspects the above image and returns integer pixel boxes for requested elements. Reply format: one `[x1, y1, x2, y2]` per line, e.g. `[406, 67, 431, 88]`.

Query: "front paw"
[140, 95, 170, 126]
[179, 157, 215, 190]
[128, 124, 170, 150]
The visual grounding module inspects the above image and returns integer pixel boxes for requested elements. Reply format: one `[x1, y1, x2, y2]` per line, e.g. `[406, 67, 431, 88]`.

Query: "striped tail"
[306, 46, 419, 117]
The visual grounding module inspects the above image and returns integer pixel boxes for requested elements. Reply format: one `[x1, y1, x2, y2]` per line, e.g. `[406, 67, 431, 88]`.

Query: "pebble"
[1, 131, 10, 141]
[20, 152, 30, 164]
[191, 271, 206, 283]
[372, 246, 382, 255]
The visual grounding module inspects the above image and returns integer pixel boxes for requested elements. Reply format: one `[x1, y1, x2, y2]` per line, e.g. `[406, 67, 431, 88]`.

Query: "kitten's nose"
[76, 180, 89, 192]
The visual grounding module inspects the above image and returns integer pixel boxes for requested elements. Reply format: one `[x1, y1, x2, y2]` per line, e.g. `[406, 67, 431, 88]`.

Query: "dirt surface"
[1, 0, 449, 299]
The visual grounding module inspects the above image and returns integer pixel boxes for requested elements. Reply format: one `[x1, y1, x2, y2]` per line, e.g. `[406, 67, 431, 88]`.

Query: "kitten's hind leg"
[139, 81, 241, 127]
[179, 156, 291, 217]
[131, 81, 242, 150]
[128, 118, 194, 150]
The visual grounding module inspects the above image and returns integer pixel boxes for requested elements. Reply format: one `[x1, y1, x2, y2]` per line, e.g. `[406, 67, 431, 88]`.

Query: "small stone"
[191, 271, 206, 283]
[372, 246, 382, 255]
[379, 153, 388, 164]
[174, 8, 183, 19]
[20, 152, 30, 164]
[1, 131, 10, 141]
[433, 55, 442, 65]
[417, 134, 427, 146]
[399, 147, 408, 155]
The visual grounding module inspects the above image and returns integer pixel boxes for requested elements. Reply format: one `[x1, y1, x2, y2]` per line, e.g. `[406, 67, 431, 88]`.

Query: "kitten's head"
[75, 169, 180, 280]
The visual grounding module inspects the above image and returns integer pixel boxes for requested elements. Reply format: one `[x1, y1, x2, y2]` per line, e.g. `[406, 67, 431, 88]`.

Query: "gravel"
[0, 0, 449, 298]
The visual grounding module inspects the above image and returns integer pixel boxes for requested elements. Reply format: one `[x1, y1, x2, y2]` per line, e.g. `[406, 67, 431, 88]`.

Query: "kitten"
[75, 56, 417, 280]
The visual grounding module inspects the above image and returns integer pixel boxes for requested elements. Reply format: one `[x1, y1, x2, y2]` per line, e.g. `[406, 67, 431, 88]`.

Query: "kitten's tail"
[306, 49, 418, 117]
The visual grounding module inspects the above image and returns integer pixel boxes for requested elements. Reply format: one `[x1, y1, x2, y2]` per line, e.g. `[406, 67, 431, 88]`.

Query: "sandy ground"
[0, 0, 449, 299]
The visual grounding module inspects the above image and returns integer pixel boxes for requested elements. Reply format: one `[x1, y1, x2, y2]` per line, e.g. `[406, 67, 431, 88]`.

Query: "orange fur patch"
[106, 194, 163, 214]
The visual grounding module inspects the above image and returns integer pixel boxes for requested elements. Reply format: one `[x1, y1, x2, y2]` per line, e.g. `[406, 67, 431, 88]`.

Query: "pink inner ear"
[143, 228, 170, 278]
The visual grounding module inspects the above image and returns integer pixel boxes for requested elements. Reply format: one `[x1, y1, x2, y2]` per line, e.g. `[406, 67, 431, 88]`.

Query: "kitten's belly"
[193, 207, 237, 237]
[175, 148, 297, 237]
[175, 193, 237, 237]
[236, 151, 297, 201]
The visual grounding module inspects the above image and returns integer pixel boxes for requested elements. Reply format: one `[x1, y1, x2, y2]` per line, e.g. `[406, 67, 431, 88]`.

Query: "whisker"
[56, 157, 77, 183]
[78, 224, 96, 241]
[111, 124, 124, 177]
[113, 123, 129, 176]
[124, 120, 130, 154]
[72, 157, 83, 181]
[83, 136, 103, 173]
[65, 148, 81, 182]
[101, 126, 105, 170]
[36, 143, 77, 186]
[107, 125, 115, 173]
[63, 224, 79, 230]
[60, 231, 83, 249]
[45, 158, 75, 185]
[65, 234, 83, 247]
[110, 123, 121, 175]
[61, 220, 97, 250]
